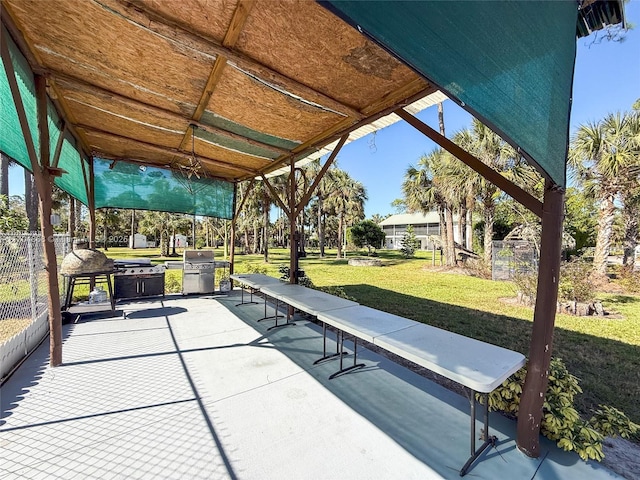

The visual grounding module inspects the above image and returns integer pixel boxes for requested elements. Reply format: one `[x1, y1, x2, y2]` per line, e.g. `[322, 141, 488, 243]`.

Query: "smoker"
[182, 250, 216, 294]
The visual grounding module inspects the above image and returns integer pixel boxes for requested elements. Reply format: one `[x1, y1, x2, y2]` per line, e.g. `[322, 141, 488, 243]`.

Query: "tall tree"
[570, 112, 640, 276]
[326, 169, 367, 259]
[0, 153, 11, 197]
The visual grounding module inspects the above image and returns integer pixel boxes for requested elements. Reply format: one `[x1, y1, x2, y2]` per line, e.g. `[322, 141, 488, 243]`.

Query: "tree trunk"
[445, 205, 456, 265]
[192, 214, 196, 249]
[171, 227, 177, 255]
[318, 196, 325, 257]
[75, 200, 82, 236]
[437, 102, 445, 137]
[0, 152, 9, 197]
[483, 198, 495, 266]
[68, 196, 75, 240]
[458, 203, 466, 249]
[253, 220, 259, 253]
[263, 190, 270, 263]
[466, 195, 474, 250]
[131, 209, 136, 249]
[337, 212, 344, 259]
[621, 200, 638, 269]
[438, 205, 446, 264]
[103, 209, 109, 251]
[25, 169, 39, 231]
[593, 192, 616, 276]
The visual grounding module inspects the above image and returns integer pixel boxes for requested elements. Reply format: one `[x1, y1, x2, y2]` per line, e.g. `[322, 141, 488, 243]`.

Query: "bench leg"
[267, 298, 296, 331]
[459, 392, 496, 476]
[313, 322, 343, 364]
[258, 292, 283, 322]
[329, 330, 365, 379]
[235, 286, 260, 306]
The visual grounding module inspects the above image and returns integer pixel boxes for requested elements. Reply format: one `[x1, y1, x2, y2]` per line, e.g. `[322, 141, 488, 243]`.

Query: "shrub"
[315, 285, 356, 301]
[617, 266, 640, 294]
[482, 357, 639, 461]
[558, 259, 596, 302]
[278, 264, 313, 287]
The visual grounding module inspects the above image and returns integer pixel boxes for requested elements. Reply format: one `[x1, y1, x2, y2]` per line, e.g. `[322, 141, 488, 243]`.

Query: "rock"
[348, 257, 382, 267]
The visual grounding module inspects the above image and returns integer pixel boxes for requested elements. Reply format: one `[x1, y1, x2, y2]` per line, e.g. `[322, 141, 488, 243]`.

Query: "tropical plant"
[569, 111, 640, 276]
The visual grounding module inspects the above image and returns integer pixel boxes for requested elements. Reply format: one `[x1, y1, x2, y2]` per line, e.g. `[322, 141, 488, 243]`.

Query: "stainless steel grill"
[182, 250, 215, 294]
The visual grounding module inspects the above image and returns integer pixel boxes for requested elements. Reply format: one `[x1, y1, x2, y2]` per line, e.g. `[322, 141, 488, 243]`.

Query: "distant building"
[379, 212, 460, 250]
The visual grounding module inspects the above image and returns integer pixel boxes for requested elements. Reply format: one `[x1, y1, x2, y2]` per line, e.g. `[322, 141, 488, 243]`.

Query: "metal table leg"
[267, 297, 296, 331]
[459, 392, 496, 476]
[329, 330, 365, 379]
[313, 322, 343, 364]
[235, 285, 259, 306]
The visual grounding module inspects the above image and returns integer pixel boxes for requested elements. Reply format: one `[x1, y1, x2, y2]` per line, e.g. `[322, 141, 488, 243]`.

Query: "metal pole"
[517, 180, 564, 457]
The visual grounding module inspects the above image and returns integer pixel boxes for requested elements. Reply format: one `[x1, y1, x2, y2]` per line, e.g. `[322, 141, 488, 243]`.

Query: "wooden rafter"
[78, 125, 259, 176]
[233, 177, 256, 220]
[50, 71, 289, 156]
[261, 173, 289, 216]
[50, 121, 67, 169]
[395, 108, 544, 218]
[294, 134, 348, 217]
[103, 0, 363, 120]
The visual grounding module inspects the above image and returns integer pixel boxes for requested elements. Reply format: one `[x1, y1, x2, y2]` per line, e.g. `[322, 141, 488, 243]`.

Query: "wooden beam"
[51, 122, 67, 169]
[229, 183, 238, 274]
[517, 181, 564, 457]
[88, 157, 97, 248]
[261, 173, 289, 216]
[234, 177, 256, 219]
[77, 124, 258, 175]
[223, 0, 256, 47]
[191, 55, 228, 123]
[395, 108, 544, 218]
[295, 134, 348, 217]
[101, 0, 362, 120]
[50, 71, 289, 156]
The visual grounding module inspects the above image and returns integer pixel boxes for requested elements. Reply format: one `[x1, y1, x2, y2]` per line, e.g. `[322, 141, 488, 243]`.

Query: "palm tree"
[325, 169, 367, 259]
[570, 112, 640, 276]
[452, 120, 527, 265]
[402, 149, 457, 265]
[0, 153, 12, 198]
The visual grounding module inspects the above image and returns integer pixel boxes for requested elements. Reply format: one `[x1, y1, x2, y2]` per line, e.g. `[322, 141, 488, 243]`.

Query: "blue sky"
[7, 2, 640, 218]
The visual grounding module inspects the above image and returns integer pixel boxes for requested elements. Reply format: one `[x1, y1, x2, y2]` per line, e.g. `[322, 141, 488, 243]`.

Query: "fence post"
[27, 233, 38, 322]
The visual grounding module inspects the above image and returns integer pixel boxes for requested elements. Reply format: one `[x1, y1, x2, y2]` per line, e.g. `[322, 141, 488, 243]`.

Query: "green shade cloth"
[93, 158, 234, 219]
[323, 1, 578, 187]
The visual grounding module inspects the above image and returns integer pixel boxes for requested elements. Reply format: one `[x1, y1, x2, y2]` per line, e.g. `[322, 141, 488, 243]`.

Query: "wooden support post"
[88, 158, 96, 249]
[1, 32, 64, 366]
[289, 158, 298, 285]
[229, 183, 238, 275]
[517, 180, 565, 457]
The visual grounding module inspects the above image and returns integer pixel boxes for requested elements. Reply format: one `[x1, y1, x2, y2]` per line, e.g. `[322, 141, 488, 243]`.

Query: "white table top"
[317, 305, 415, 343]
[230, 274, 283, 289]
[260, 284, 359, 316]
[373, 323, 525, 393]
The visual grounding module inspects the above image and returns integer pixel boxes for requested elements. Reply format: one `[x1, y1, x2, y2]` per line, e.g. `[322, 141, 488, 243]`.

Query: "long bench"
[229, 274, 525, 475]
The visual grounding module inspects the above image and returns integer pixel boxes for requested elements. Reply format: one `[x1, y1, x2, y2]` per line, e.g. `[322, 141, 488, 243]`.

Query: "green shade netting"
[323, 1, 577, 187]
[1, 28, 89, 204]
[93, 158, 234, 219]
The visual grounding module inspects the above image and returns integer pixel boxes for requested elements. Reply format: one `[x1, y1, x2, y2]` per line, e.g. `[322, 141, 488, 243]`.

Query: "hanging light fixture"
[172, 124, 207, 194]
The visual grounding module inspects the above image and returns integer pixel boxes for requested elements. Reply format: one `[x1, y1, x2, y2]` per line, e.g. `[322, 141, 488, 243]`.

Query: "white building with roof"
[379, 212, 460, 250]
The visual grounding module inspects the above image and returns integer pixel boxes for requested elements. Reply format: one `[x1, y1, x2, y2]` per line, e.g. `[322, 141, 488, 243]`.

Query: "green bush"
[558, 259, 596, 302]
[315, 285, 356, 301]
[482, 357, 639, 461]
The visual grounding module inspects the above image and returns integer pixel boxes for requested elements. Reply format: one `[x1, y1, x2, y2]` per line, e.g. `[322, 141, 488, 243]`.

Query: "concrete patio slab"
[1, 292, 622, 479]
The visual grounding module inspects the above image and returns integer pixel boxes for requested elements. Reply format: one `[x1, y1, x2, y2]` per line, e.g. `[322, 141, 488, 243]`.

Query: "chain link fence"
[1, 233, 70, 379]
[492, 240, 538, 281]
